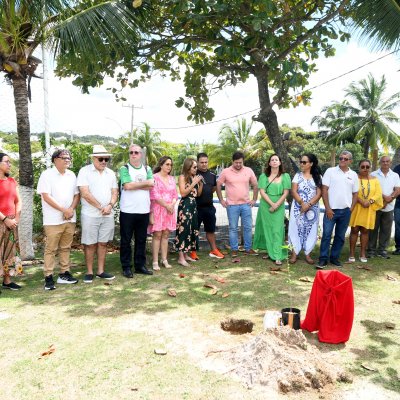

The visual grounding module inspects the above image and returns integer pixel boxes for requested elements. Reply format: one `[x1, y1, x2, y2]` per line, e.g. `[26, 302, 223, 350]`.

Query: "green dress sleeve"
[258, 173, 267, 189]
[283, 173, 291, 190]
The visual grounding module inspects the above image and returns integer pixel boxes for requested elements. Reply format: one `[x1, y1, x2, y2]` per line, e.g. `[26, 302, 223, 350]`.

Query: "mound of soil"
[220, 326, 348, 393]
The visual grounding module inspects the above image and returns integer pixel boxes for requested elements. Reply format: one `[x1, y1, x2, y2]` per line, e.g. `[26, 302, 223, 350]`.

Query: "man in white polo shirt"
[119, 144, 154, 278]
[318, 150, 359, 268]
[368, 155, 400, 259]
[77, 145, 118, 283]
[37, 149, 80, 290]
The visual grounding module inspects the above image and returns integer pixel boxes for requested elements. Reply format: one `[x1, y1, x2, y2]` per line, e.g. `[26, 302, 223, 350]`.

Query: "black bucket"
[281, 307, 301, 330]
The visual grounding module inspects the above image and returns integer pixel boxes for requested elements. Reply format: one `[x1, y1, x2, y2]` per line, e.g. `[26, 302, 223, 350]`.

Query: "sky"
[0, 39, 399, 144]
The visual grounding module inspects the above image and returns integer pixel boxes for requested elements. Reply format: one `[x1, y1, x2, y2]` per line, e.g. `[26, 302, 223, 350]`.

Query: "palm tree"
[0, 1, 144, 258]
[134, 123, 164, 166]
[350, 0, 400, 50]
[313, 75, 400, 169]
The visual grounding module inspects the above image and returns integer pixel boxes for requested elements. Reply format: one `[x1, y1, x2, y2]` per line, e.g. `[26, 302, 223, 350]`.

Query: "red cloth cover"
[301, 270, 354, 344]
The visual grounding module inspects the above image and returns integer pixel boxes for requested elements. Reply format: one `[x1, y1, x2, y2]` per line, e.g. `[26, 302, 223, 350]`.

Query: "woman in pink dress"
[150, 156, 178, 270]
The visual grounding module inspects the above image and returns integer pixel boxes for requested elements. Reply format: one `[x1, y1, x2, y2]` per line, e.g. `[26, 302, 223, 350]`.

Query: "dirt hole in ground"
[220, 318, 254, 334]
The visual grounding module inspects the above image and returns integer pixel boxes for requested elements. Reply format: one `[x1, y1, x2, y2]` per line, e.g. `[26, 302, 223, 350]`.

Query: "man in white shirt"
[119, 144, 154, 277]
[77, 145, 118, 283]
[368, 155, 400, 258]
[318, 150, 359, 268]
[37, 149, 80, 290]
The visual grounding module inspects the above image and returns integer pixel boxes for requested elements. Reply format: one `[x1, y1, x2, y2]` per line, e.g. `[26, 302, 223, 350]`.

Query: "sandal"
[178, 260, 190, 267]
[289, 255, 297, 264]
[360, 257, 368, 263]
[275, 260, 282, 266]
[162, 260, 172, 269]
[348, 257, 356, 263]
[152, 262, 160, 271]
[262, 255, 269, 260]
[305, 255, 315, 265]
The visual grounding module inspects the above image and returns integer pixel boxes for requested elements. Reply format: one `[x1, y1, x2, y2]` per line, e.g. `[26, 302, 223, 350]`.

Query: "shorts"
[81, 214, 115, 245]
[197, 206, 216, 233]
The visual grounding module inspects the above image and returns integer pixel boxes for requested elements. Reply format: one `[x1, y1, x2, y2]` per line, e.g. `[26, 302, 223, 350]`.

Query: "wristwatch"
[369, 199, 375, 204]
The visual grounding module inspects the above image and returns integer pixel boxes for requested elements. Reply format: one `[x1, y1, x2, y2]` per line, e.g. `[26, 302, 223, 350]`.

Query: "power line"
[147, 48, 400, 131]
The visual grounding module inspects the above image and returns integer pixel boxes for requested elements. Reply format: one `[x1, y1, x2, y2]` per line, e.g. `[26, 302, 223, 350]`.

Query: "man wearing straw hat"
[119, 144, 154, 278]
[77, 145, 118, 283]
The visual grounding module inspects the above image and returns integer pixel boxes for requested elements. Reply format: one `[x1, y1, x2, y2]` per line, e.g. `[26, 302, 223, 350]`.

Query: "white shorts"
[81, 214, 115, 245]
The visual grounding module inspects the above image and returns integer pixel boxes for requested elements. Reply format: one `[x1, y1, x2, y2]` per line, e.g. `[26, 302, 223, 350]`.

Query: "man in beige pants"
[37, 149, 80, 290]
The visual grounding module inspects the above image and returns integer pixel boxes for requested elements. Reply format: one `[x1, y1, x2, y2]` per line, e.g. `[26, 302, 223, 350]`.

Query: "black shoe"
[392, 249, 400, 255]
[83, 274, 94, 283]
[366, 253, 375, 258]
[330, 259, 342, 267]
[96, 272, 115, 280]
[122, 268, 134, 278]
[2, 282, 21, 291]
[378, 252, 390, 259]
[316, 261, 327, 270]
[57, 271, 78, 284]
[135, 267, 153, 275]
[44, 275, 56, 291]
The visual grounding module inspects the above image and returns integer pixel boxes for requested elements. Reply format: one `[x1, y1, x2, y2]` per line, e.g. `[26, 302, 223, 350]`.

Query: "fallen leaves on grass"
[179, 273, 185, 278]
[210, 289, 218, 295]
[232, 258, 241, 263]
[387, 274, 397, 281]
[38, 344, 55, 360]
[385, 322, 395, 329]
[392, 300, 400, 305]
[215, 276, 226, 284]
[167, 289, 177, 297]
[222, 293, 229, 298]
[204, 283, 219, 295]
[361, 363, 377, 372]
[104, 282, 112, 286]
[130, 387, 139, 391]
[356, 265, 372, 271]
[270, 266, 282, 272]
[270, 271, 279, 275]
[298, 277, 313, 283]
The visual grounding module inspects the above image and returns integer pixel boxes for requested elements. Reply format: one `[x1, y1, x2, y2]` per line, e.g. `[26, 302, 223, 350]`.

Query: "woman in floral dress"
[288, 153, 322, 264]
[175, 158, 203, 266]
[0, 152, 23, 290]
[150, 156, 178, 270]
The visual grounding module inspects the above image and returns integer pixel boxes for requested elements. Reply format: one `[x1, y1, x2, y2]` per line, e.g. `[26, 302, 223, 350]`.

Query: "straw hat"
[90, 144, 112, 157]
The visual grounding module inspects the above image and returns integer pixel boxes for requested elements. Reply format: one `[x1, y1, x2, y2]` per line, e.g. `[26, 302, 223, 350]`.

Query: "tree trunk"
[372, 148, 379, 171]
[12, 76, 35, 260]
[392, 146, 400, 167]
[330, 148, 336, 167]
[254, 69, 294, 176]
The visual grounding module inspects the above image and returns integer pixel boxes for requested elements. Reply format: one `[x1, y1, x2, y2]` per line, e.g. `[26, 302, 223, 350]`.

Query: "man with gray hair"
[368, 155, 400, 259]
[318, 151, 359, 268]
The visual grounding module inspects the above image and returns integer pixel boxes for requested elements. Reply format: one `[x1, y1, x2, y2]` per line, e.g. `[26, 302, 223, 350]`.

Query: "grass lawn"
[0, 243, 399, 400]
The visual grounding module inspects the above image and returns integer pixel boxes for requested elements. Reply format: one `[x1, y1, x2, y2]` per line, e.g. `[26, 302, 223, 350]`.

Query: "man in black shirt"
[196, 153, 225, 259]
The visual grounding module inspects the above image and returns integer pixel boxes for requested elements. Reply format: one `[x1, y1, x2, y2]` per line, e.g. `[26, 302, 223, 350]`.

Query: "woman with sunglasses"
[349, 159, 383, 263]
[253, 154, 291, 265]
[0, 153, 23, 290]
[175, 158, 203, 266]
[150, 156, 178, 270]
[288, 154, 322, 264]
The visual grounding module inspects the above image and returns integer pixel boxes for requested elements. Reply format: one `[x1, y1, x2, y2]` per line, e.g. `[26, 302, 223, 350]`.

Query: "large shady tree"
[58, 0, 353, 176]
[0, 0, 145, 258]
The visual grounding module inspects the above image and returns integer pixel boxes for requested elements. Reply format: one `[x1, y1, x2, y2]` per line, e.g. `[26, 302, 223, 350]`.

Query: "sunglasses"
[58, 157, 71, 161]
[339, 157, 350, 161]
[130, 151, 141, 155]
[299, 161, 309, 165]
[164, 163, 173, 166]
[1, 160, 11, 165]
[360, 165, 370, 169]
[97, 157, 110, 162]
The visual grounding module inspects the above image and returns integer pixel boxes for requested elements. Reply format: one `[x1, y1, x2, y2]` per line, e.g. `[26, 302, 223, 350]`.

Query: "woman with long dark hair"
[150, 156, 178, 270]
[0, 153, 23, 290]
[349, 159, 383, 262]
[253, 154, 291, 265]
[175, 158, 203, 266]
[288, 153, 322, 264]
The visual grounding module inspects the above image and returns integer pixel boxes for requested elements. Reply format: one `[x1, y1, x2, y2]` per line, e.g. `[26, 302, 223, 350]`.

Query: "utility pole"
[42, 44, 51, 167]
[122, 104, 143, 144]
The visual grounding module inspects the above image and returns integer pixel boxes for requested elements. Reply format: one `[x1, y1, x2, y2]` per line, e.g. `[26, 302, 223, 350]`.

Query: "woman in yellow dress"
[349, 159, 383, 263]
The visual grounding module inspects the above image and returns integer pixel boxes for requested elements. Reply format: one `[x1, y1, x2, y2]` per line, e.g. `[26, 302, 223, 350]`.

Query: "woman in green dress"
[175, 158, 203, 266]
[253, 154, 291, 265]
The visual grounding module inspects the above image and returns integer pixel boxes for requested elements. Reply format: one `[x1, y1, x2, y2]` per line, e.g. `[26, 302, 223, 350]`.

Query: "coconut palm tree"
[313, 74, 400, 169]
[350, 0, 400, 50]
[0, 0, 145, 258]
[134, 123, 164, 166]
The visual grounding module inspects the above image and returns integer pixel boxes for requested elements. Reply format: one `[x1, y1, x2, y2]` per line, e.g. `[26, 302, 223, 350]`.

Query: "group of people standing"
[1, 147, 399, 292]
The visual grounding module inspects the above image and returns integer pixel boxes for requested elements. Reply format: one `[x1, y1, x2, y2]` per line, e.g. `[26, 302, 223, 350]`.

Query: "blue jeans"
[319, 208, 351, 263]
[227, 204, 253, 251]
[395, 208, 400, 250]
